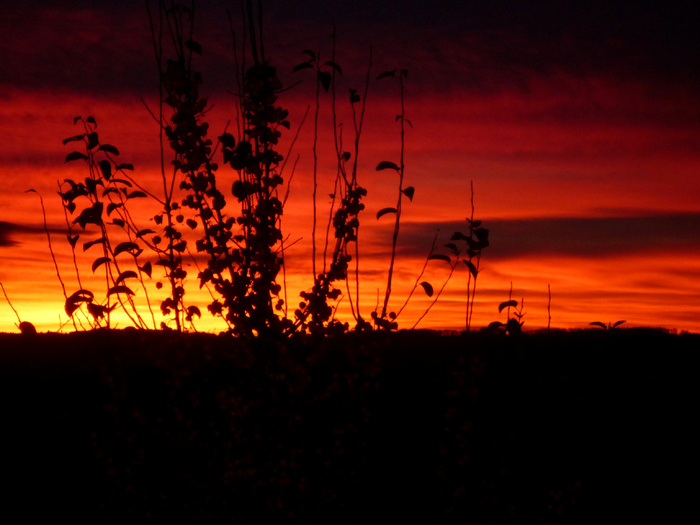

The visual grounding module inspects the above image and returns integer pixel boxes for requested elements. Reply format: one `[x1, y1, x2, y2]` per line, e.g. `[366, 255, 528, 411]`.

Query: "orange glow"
[1, 4, 699, 334]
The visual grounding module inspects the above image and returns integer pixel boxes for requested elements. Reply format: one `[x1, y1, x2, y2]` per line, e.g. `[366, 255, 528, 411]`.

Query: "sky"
[1, 0, 699, 333]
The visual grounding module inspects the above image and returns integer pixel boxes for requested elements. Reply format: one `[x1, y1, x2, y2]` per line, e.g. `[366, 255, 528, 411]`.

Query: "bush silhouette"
[50, 0, 487, 337]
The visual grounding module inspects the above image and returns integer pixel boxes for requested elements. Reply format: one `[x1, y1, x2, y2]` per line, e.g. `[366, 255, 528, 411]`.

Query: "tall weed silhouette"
[45, 0, 486, 337]
[292, 41, 374, 334]
[372, 68, 413, 331]
[61, 116, 155, 329]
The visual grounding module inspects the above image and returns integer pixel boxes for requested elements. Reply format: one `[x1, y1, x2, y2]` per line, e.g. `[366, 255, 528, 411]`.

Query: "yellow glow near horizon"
[1, 74, 700, 335]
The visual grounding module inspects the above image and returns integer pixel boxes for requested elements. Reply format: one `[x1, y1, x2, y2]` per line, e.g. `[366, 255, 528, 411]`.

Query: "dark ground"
[1, 328, 698, 521]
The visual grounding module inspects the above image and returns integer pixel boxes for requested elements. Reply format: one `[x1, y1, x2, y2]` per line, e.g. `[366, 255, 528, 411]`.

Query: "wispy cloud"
[398, 213, 700, 260]
[0, 221, 41, 248]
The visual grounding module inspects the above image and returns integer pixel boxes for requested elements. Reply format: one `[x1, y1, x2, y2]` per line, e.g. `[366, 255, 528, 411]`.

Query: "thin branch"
[1, 282, 22, 326]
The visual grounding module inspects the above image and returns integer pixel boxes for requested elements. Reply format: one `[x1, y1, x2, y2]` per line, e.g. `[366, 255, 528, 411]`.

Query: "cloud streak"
[399, 213, 700, 260]
[0, 221, 42, 248]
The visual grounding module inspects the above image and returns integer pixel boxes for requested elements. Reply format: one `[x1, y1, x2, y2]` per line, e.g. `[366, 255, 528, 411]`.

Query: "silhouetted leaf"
[107, 285, 134, 297]
[91, 257, 110, 273]
[111, 218, 125, 227]
[612, 320, 627, 328]
[116, 163, 134, 171]
[186, 305, 201, 321]
[185, 39, 202, 54]
[349, 89, 360, 103]
[86, 116, 96, 126]
[377, 70, 396, 80]
[65, 289, 94, 316]
[420, 281, 434, 297]
[98, 144, 119, 155]
[302, 49, 316, 59]
[451, 231, 469, 241]
[463, 259, 478, 278]
[140, 262, 152, 278]
[376, 161, 400, 171]
[342, 151, 351, 162]
[98, 160, 112, 180]
[402, 186, 415, 201]
[376, 207, 397, 220]
[475, 227, 489, 245]
[116, 270, 137, 284]
[73, 116, 82, 125]
[83, 237, 105, 251]
[499, 300, 518, 313]
[136, 229, 155, 238]
[62, 134, 84, 145]
[590, 322, 607, 329]
[127, 190, 147, 199]
[18, 321, 37, 335]
[444, 243, 459, 254]
[74, 202, 104, 229]
[86, 132, 98, 150]
[65, 151, 89, 162]
[428, 254, 451, 263]
[106, 202, 122, 216]
[111, 178, 132, 187]
[114, 242, 140, 257]
[324, 60, 342, 74]
[293, 62, 314, 72]
[319, 71, 332, 92]
[186, 218, 197, 229]
[87, 303, 110, 320]
[488, 321, 504, 331]
[67, 235, 79, 248]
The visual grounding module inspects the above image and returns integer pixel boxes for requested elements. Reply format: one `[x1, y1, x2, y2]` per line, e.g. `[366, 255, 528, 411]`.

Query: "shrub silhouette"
[49, 0, 477, 337]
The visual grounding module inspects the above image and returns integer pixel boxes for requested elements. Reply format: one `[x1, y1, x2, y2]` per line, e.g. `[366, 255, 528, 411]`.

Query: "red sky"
[1, 0, 700, 333]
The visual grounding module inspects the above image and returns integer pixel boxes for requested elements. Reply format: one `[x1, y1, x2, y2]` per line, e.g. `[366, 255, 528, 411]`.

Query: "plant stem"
[381, 72, 405, 320]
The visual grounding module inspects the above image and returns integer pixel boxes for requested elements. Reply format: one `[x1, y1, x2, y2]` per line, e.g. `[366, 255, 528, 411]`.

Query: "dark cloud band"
[399, 213, 700, 260]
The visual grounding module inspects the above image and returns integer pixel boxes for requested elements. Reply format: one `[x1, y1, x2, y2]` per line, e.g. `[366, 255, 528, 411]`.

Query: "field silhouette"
[1, 328, 698, 520]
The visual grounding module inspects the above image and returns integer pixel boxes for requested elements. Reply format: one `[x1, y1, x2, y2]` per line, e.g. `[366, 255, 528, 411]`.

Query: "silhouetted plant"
[142, 0, 203, 332]
[393, 232, 458, 329]
[292, 43, 373, 334]
[505, 299, 526, 335]
[0, 282, 37, 334]
[590, 320, 626, 330]
[45, 0, 487, 337]
[26, 188, 77, 330]
[486, 282, 524, 335]
[291, 47, 335, 287]
[61, 116, 155, 329]
[372, 68, 413, 330]
[450, 181, 489, 333]
[146, 0, 291, 337]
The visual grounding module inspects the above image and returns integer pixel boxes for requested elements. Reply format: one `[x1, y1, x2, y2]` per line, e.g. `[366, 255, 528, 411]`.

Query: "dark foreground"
[1, 328, 698, 521]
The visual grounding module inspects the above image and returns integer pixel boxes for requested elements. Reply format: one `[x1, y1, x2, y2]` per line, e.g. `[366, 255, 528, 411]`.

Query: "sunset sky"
[1, 0, 699, 333]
